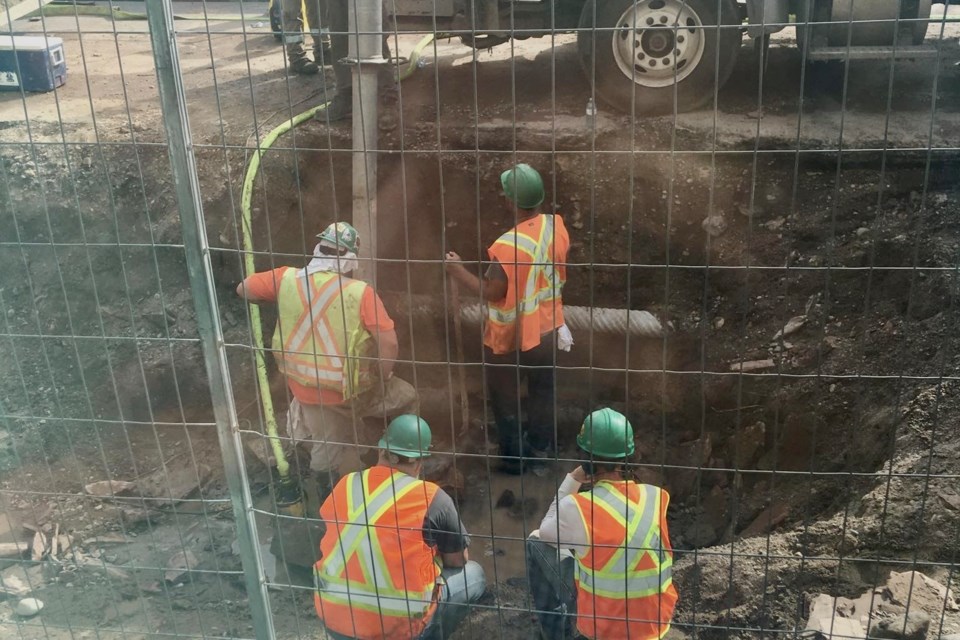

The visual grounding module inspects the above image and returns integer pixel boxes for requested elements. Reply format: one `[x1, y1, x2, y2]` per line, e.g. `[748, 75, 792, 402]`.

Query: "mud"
[1, 8, 960, 640]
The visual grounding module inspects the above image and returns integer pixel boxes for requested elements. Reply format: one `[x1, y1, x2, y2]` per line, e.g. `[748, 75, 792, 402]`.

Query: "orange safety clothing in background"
[242, 266, 394, 405]
[485, 213, 569, 355]
[315, 466, 441, 640]
[571, 481, 677, 640]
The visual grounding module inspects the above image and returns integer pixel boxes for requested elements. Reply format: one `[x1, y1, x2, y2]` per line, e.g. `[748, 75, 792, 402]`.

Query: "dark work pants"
[326, 0, 393, 99]
[484, 330, 558, 467]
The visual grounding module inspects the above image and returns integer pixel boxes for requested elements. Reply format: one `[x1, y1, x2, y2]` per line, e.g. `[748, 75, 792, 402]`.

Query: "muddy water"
[456, 461, 570, 583]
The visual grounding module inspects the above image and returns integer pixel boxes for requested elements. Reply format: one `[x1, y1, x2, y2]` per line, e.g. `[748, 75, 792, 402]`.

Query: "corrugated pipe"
[458, 303, 665, 337]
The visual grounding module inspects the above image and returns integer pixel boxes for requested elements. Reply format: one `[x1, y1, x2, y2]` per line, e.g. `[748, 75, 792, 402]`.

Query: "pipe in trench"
[458, 303, 665, 337]
[386, 293, 665, 337]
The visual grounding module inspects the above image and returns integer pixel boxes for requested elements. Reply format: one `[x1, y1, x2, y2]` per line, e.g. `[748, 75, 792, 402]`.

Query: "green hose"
[241, 33, 435, 479]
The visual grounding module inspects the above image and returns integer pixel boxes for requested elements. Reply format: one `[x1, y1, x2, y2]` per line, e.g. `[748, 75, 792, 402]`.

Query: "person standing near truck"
[279, 0, 332, 75]
[444, 163, 570, 474]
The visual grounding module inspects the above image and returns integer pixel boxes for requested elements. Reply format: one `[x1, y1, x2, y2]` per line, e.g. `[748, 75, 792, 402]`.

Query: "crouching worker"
[526, 408, 677, 640]
[315, 415, 487, 640]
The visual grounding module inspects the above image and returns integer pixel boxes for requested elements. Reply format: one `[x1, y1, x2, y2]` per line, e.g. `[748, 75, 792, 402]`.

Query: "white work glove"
[557, 324, 574, 352]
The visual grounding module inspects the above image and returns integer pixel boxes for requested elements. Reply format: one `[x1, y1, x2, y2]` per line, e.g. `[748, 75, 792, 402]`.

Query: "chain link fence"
[1, 1, 959, 639]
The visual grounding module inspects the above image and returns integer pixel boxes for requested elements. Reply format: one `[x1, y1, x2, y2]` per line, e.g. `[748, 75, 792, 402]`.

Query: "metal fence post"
[145, 3, 276, 638]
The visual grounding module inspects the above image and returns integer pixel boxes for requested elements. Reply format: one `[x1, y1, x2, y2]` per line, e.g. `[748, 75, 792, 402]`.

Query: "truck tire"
[578, 0, 742, 115]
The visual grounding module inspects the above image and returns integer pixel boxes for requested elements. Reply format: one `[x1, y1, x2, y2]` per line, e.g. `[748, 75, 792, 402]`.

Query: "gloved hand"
[557, 324, 574, 352]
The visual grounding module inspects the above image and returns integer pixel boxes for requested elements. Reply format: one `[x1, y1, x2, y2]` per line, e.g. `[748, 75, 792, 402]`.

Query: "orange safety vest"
[571, 481, 678, 640]
[272, 269, 372, 400]
[485, 213, 569, 355]
[315, 466, 441, 640]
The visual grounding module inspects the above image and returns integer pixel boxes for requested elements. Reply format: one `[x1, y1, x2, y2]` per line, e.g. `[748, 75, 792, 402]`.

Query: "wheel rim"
[611, 0, 706, 89]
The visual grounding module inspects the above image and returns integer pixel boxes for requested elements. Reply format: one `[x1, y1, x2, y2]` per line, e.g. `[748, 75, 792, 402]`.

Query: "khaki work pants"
[281, 0, 327, 57]
[288, 376, 418, 473]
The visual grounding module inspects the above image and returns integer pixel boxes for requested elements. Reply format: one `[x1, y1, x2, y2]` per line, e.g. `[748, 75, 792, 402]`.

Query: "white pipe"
[459, 303, 665, 338]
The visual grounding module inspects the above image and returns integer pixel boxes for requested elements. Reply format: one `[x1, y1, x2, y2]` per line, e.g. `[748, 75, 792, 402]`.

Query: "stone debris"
[701, 214, 728, 237]
[14, 597, 44, 617]
[869, 612, 930, 640]
[84, 480, 138, 498]
[774, 315, 807, 340]
[0, 542, 28, 558]
[30, 531, 46, 561]
[164, 550, 199, 584]
[0, 564, 44, 596]
[730, 359, 776, 372]
[741, 501, 790, 538]
[805, 572, 956, 640]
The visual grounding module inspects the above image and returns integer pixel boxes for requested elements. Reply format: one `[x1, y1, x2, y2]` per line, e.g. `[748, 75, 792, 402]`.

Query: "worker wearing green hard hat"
[526, 407, 678, 639]
[236, 220, 418, 574]
[315, 414, 487, 639]
[500, 163, 546, 209]
[444, 163, 572, 474]
[378, 413, 432, 459]
[576, 406, 636, 459]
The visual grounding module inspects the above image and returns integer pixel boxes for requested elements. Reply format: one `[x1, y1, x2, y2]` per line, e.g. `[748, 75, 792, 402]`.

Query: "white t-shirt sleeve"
[537, 474, 590, 555]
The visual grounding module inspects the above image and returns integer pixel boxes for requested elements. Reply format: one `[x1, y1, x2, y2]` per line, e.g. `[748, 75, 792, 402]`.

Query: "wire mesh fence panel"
[0, 1, 958, 639]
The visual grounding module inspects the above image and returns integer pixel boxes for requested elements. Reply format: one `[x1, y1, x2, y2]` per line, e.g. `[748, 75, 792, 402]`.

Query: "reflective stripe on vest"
[272, 269, 367, 397]
[486, 214, 563, 326]
[317, 470, 436, 616]
[576, 484, 673, 599]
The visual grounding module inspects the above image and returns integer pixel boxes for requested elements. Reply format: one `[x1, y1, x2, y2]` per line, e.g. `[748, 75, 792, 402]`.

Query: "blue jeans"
[526, 533, 579, 639]
[323, 561, 487, 640]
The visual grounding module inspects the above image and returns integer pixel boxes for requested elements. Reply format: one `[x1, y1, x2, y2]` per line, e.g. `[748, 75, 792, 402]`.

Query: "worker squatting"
[237, 164, 678, 640]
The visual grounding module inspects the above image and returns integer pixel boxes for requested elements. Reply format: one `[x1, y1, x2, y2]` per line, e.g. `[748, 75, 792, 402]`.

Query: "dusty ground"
[1, 2, 960, 639]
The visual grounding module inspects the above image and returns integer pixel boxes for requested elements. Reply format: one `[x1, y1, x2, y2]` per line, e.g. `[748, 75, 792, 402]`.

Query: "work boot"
[315, 93, 352, 122]
[289, 55, 320, 75]
[313, 42, 333, 66]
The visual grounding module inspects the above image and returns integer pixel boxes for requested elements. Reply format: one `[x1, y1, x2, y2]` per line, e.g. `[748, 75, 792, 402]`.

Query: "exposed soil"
[1, 6, 960, 640]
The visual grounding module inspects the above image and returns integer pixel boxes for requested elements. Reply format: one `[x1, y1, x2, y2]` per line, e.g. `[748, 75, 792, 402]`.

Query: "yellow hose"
[241, 34, 435, 479]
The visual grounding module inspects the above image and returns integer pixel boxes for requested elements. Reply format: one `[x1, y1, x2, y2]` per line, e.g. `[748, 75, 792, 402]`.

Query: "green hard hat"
[378, 415, 432, 459]
[577, 408, 635, 459]
[316, 221, 360, 255]
[500, 163, 545, 209]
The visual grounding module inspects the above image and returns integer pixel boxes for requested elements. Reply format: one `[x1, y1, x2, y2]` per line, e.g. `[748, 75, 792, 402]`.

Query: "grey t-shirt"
[422, 489, 470, 553]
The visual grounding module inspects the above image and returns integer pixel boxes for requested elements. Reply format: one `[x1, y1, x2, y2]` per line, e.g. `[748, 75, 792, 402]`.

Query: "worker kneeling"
[315, 415, 487, 640]
[527, 408, 678, 640]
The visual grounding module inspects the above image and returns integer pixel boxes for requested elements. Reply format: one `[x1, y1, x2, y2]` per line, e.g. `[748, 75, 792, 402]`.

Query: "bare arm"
[444, 252, 508, 302]
[371, 327, 399, 380]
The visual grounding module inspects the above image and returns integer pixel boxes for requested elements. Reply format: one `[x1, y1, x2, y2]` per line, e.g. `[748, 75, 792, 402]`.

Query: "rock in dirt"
[869, 612, 930, 640]
[84, 480, 138, 498]
[701, 215, 728, 238]
[165, 549, 199, 584]
[741, 501, 790, 538]
[0, 564, 44, 596]
[729, 359, 775, 372]
[495, 489, 516, 509]
[137, 463, 211, 503]
[774, 315, 807, 340]
[733, 421, 766, 468]
[0, 541, 28, 558]
[508, 497, 539, 521]
[15, 597, 44, 617]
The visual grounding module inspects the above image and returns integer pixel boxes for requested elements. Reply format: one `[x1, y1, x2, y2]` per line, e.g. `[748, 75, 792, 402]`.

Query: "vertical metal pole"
[145, 4, 276, 639]
[350, 0, 382, 283]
